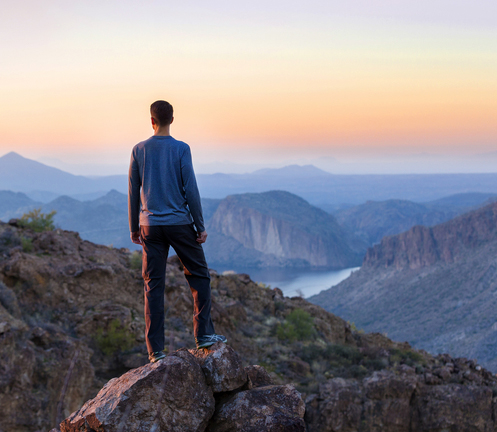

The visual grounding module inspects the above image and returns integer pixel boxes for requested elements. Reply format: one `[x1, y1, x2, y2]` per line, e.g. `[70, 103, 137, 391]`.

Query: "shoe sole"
[196, 339, 227, 349]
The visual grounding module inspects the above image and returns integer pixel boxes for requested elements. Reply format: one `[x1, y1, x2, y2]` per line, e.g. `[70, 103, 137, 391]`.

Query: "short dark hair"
[150, 100, 173, 126]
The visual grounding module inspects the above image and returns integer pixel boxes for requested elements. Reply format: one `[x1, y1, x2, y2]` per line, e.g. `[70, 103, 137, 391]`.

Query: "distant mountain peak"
[1, 151, 26, 161]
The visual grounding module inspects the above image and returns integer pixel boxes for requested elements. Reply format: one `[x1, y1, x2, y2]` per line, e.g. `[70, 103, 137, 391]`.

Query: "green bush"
[95, 319, 135, 356]
[21, 236, 33, 252]
[18, 208, 56, 232]
[129, 251, 142, 270]
[389, 347, 426, 366]
[299, 342, 386, 381]
[276, 308, 315, 342]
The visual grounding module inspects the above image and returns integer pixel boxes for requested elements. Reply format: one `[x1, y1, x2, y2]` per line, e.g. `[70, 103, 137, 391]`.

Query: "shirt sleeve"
[181, 145, 205, 233]
[128, 148, 141, 233]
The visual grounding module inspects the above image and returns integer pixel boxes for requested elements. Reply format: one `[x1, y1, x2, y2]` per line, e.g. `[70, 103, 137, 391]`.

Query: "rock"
[0, 327, 94, 432]
[60, 351, 215, 432]
[245, 365, 274, 388]
[189, 342, 248, 393]
[362, 371, 418, 431]
[307, 378, 363, 432]
[237, 273, 251, 284]
[411, 384, 494, 431]
[0, 321, 10, 334]
[434, 366, 452, 381]
[207, 384, 306, 432]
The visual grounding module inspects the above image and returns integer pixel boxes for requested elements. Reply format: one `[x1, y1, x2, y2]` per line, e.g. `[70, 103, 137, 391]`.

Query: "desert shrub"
[18, 208, 56, 232]
[21, 236, 33, 252]
[300, 342, 386, 380]
[389, 347, 426, 366]
[95, 319, 135, 355]
[129, 250, 142, 270]
[348, 321, 364, 333]
[277, 308, 315, 342]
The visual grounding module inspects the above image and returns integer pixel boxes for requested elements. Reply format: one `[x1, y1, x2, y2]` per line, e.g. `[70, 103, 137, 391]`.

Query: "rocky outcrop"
[305, 356, 497, 432]
[61, 349, 216, 432]
[207, 384, 306, 432]
[60, 343, 305, 432]
[206, 191, 365, 268]
[363, 201, 497, 270]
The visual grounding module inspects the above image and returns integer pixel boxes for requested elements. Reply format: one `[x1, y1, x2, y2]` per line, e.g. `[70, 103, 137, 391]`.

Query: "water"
[215, 266, 360, 298]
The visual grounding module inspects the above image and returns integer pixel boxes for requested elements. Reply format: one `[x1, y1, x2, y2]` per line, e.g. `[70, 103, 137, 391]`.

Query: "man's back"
[128, 135, 204, 234]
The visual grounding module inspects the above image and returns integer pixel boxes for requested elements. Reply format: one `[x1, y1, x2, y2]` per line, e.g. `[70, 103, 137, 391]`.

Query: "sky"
[0, 0, 496, 175]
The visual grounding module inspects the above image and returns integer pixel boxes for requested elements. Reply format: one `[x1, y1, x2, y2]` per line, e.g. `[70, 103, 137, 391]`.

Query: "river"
[214, 266, 360, 298]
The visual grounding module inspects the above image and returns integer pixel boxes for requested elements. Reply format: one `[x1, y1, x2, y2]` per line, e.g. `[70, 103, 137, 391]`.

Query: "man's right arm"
[128, 149, 141, 239]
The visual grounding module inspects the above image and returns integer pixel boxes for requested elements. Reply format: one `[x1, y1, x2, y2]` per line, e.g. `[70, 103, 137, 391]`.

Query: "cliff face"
[207, 191, 365, 268]
[2, 221, 497, 432]
[363, 202, 497, 270]
[333, 199, 456, 246]
[310, 202, 497, 371]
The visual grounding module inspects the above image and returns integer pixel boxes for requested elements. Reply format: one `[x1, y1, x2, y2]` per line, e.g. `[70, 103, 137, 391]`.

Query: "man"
[128, 100, 226, 363]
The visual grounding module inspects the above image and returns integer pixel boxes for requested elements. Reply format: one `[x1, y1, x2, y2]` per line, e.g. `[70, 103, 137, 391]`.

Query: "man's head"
[150, 100, 174, 127]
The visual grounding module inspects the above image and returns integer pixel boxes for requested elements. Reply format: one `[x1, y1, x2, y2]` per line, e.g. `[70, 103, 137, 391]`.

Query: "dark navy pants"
[140, 224, 215, 354]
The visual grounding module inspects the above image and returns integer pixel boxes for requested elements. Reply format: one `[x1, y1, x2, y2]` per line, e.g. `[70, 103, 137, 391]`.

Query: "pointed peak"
[1, 151, 26, 160]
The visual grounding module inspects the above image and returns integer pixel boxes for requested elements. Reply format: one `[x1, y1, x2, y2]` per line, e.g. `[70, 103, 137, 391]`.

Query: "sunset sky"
[1, 0, 496, 174]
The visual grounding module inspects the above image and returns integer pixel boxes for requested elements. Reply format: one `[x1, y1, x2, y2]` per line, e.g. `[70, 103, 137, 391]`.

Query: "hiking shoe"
[196, 334, 227, 349]
[149, 351, 166, 363]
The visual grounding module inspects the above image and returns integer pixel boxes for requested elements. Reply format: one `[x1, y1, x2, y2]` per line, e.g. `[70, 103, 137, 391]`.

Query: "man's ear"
[170, 117, 174, 125]
[151, 117, 156, 126]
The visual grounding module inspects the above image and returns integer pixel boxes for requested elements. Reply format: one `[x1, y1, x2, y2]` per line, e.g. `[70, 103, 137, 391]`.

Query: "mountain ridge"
[309, 201, 497, 371]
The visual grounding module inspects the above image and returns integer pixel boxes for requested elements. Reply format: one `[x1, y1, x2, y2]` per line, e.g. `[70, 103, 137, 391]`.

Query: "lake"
[215, 266, 360, 298]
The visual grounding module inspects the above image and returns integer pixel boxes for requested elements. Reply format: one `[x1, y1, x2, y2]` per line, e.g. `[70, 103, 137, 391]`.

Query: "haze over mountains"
[2, 150, 497, 269]
[310, 201, 497, 371]
[3, 151, 497, 209]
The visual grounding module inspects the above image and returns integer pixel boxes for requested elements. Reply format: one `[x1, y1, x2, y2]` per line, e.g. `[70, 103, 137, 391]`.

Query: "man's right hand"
[131, 231, 142, 245]
[196, 231, 208, 244]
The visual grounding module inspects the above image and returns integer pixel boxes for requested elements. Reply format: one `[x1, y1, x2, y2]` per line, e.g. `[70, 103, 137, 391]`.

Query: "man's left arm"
[181, 146, 206, 240]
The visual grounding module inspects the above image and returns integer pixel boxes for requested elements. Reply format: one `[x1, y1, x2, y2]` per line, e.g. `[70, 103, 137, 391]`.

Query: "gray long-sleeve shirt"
[128, 135, 205, 233]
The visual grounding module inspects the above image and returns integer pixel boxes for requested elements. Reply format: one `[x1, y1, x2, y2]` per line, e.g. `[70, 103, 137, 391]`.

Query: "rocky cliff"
[332, 193, 496, 247]
[310, 202, 497, 371]
[2, 221, 497, 431]
[206, 190, 365, 268]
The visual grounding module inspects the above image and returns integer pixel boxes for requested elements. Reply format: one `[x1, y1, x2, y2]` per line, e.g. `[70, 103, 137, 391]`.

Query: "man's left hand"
[131, 231, 142, 245]
[196, 231, 208, 244]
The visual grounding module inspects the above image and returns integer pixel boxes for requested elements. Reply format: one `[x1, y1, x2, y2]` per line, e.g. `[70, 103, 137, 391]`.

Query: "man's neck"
[153, 125, 171, 136]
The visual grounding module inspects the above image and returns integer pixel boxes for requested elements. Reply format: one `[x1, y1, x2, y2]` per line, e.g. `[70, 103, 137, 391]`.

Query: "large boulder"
[411, 384, 494, 431]
[207, 384, 306, 432]
[306, 378, 363, 432]
[60, 350, 215, 432]
[245, 364, 274, 388]
[189, 342, 248, 393]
